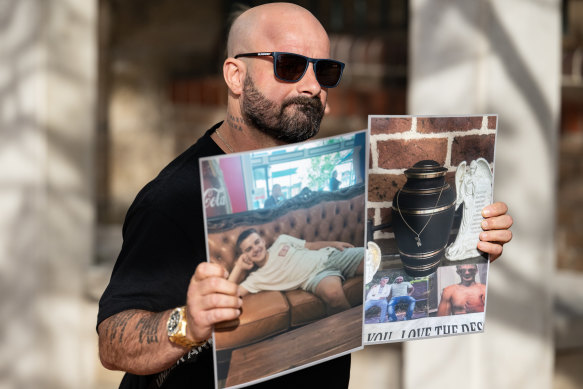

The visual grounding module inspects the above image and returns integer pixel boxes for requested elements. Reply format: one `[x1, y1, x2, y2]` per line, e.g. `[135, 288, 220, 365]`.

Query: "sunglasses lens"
[315, 60, 343, 87]
[275, 54, 308, 82]
[273, 53, 344, 87]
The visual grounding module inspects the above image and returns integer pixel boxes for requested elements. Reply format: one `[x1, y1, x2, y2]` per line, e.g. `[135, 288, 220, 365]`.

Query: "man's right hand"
[235, 253, 254, 270]
[185, 262, 243, 343]
[98, 262, 241, 375]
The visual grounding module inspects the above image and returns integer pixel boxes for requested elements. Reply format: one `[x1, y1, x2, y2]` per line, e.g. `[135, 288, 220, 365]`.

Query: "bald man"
[97, 3, 514, 388]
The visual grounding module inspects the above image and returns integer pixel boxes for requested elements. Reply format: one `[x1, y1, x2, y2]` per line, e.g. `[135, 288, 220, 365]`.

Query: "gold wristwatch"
[167, 306, 207, 349]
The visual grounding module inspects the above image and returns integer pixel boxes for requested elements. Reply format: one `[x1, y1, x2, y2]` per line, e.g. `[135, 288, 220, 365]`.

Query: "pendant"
[415, 236, 422, 247]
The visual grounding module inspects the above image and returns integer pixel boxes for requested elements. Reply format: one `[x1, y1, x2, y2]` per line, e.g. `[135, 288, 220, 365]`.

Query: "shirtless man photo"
[437, 264, 486, 316]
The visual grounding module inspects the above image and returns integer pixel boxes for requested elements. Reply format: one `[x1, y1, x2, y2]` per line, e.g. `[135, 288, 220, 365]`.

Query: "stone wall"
[405, 1, 559, 388]
[0, 0, 98, 387]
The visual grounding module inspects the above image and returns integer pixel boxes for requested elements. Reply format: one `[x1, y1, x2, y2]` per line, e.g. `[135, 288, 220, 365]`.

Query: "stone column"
[0, 0, 97, 387]
[405, 1, 559, 388]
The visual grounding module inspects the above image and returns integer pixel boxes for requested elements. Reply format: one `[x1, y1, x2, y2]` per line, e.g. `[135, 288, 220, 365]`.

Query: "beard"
[240, 75, 325, 143]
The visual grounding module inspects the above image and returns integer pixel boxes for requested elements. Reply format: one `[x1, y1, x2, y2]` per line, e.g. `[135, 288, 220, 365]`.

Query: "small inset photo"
[435, 263, 488, 317]
[364, 270, 437, 324]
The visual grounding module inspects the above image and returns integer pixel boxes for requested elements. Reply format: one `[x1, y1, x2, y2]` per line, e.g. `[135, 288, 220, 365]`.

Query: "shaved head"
[227, 3, 329, 58]
[219, 3, 333, 147]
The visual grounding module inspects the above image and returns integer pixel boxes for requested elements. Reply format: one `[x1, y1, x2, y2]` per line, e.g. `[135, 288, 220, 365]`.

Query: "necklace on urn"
[392, 160, 456, 277]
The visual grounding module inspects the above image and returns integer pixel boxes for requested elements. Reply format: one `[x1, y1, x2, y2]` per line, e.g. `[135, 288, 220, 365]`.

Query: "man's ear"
[223, 58, 245, 95]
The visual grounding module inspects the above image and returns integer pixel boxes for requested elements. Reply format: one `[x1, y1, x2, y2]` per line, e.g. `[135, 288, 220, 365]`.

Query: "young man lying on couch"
[228, 228, 364, 315]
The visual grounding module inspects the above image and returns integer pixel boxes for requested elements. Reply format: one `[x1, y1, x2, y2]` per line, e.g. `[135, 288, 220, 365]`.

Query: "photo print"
[365, 115, 496, 345]
[201, 130, 368, 388]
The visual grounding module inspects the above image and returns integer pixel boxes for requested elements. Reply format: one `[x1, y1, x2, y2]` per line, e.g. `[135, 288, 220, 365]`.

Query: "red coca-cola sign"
[201, 160, 232, 217]
[203, 187, 228, 210]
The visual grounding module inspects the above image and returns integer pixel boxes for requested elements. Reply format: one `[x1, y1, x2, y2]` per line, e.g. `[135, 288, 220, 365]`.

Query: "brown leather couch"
[206, 185, 366, 353]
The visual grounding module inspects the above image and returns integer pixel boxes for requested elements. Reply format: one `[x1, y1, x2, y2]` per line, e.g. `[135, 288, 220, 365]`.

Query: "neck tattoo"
[227, 113, 244, 131]
[215, 129, 235, 153]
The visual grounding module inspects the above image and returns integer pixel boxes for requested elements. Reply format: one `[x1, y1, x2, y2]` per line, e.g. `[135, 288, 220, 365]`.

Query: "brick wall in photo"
[367, 115, 497, 246]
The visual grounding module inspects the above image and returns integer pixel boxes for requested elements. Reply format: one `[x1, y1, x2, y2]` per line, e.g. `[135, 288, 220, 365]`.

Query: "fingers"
[193, 278, 242, 309]
[185, 262, 243, 340]
[193, 262, 229, 281]
[477, 240, 503, 262]
[189, 304, 242, 330]
[479, 220, 512, 262]
[194, 271, 239, 298]
[235, 254, 253, 270]
[480, 229, 513, 245]
[482, 202, 508, 218]
[240, 255, 253, 269]
[336, 242, 354, 250]
[479, 202, 513, 262]
[190, 263, 241, 303]
[481, 214, 513, 231]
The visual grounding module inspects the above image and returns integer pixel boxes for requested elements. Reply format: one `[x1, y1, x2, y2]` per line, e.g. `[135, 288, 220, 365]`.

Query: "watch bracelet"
[168, 306, 207, 348]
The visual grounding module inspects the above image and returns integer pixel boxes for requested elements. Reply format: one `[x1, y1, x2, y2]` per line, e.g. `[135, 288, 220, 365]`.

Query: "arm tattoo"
[105, 311, 137, 344]
[135, 312, 164, 344]
[227, 113, 244, 131]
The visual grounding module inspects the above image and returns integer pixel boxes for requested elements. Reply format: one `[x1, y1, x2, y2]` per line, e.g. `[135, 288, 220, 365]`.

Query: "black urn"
[392, 160, 456, 277]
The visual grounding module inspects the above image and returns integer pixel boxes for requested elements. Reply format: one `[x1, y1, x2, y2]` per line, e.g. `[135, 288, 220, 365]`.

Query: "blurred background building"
[0, 0, 581, 388]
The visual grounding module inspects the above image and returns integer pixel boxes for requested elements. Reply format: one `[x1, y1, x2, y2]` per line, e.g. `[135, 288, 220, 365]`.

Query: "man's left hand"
[328, 241, 355, 251]
[478, 202, 513, 262]
[305, 241, 354, 251]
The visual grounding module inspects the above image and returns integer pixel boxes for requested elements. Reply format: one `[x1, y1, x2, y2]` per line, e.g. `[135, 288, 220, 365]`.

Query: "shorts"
[304, 247, 364, 293]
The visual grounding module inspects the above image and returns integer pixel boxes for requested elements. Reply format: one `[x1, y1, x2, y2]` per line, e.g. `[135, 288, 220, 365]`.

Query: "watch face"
[168, 310, 180, 334]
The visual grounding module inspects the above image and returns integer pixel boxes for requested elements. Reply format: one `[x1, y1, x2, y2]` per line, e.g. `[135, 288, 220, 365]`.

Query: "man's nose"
[297, 63, 322, 96]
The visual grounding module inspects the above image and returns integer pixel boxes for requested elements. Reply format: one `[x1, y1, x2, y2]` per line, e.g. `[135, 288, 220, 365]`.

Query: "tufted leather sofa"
[206, 185, 366, 353]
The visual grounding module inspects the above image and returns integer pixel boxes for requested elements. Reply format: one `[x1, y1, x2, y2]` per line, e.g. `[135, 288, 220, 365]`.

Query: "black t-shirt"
[97, 123, 351, 388]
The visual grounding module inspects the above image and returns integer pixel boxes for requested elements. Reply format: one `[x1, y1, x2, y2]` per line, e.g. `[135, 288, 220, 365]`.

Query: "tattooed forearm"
[227, 113, 244, 131]
[105, 311, 137, 344]
[98, 310, 185, 374]
[136, 312, 164, 344]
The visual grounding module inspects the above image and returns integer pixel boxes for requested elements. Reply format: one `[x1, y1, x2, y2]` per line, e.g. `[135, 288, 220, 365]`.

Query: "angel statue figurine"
[445, 158, 493, 261]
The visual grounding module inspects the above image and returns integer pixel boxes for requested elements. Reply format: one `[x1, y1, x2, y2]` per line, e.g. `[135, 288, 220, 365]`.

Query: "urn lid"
[404, 160, 447, 179]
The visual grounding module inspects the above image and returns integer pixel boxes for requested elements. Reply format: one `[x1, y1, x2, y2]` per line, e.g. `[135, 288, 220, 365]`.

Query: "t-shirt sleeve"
[97, 204, 202, 327]
[239, 274, 261, 294]
[280, 234, 305, 248]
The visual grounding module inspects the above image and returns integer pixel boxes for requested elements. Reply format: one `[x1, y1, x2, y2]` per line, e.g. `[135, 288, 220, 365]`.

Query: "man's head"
[379, 276, 389, 286]
[272, 184, 282, 198]
[236, 228, 268, 266]
[224, 3, 337, 143]
[456, 264, 478, 283]
[394, 276, 404, 284]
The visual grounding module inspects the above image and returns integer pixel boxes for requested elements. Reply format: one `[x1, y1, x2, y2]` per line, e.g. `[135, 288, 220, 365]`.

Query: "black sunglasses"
[234, 52, 345, 88]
